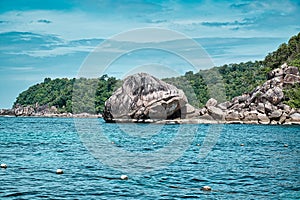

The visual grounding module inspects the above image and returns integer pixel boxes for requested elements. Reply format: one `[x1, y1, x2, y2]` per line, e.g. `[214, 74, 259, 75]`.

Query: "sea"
[0, 117, 299, 199]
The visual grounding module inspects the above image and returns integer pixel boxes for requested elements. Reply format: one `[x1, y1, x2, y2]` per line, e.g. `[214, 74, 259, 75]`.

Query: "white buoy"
[284, 144, 288, 147]
[240, 143, 245, 146]
[120, 175, 128, 180]
[201, 186, 211, 191]
[56, 169, 64, 174]
[1, 163, 7, 169]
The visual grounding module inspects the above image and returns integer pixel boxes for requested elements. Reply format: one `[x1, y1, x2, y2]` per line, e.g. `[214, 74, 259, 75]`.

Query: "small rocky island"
[103, 64, 300, 125]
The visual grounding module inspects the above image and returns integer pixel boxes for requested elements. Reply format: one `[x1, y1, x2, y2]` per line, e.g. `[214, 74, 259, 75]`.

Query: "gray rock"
[14, 105, 35, 116]
[290, 113, 300, 122]
[264, 101, 274, 114]
[181, 104, 199, 119]
[258, 113, 270, 124]
[217, 101, 232, 110]
[103, 73, 189, 121]
[197, 113, 214, 121]
[279, 113, 288, 124]
[199, 107, 207, 115]
[243, 111, 258, 122]
[283, 74, 300, 85]
[0, 109, 14, 116]
[269, 110, 282, 119]
[262, 86, 284, 105]
[181, 103, 196, 115]
[225, 111, 240, 121]
[206, 98, 218, 107]
[230, 103, 245, 111]
[283, 66, 299, 76]
[147, 102, 168, 120]
[207, 106, 224, 120]
[257, 103, 265, 113]
[270, 120, 278, 125]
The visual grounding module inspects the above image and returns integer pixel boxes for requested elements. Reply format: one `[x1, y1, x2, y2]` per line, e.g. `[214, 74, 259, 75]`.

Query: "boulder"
[267, 67, 284, 80]
[283, 74, 300, 85]
[205, 98, 218, 107]
[199, 107, 207, 115]
[257, 103, 265, 113]
[225, 111, 240, 121]
[268, 110, 282, 119]
[197, 113, 214, 121]
[290, 113, 300, 122]
[217, 101, 232, 110]
[264, 101, 274, 114]
[0, 109, 14, 116]
[279, 113, 288, 124]
[283, 66, 299, 76]
[14, 105, 34, 116]
[243, 111, 258, 123]
[103, 73, 190, 121]
[207, 106, 224, 120]
[181, 103, 199, 119]
[262, 86, 284, 105]
[258, 113, 270, 124]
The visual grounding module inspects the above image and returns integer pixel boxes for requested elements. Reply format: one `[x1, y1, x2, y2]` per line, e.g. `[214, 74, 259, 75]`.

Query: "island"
[1, 33, 300, 125]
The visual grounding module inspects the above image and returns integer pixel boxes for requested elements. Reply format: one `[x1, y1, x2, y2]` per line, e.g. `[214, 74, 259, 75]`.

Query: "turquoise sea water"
[0, 117, 299, 199]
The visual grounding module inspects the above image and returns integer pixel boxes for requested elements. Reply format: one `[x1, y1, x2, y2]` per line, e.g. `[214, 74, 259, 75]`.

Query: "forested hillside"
[14, 32, 300, 112]
[14, 76, 119, 113]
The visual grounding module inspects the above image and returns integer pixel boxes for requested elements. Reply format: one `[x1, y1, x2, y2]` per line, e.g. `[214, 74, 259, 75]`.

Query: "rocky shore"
[103, 64, 300, 125]
[2, 64, 299, 124]
[0, 104, 101, 118]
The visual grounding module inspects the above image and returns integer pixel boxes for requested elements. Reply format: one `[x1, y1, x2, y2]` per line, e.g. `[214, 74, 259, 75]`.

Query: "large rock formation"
[201, 63, 300, 125]
[103, 73, 194, 122]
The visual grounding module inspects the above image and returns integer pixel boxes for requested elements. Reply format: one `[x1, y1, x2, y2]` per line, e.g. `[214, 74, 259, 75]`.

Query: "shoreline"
[0, 113, 102, 118]
[2, 114, 298, 125]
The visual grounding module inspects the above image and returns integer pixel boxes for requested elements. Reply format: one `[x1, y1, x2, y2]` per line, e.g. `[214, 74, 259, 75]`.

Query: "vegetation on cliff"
[14, 32, 300, 112]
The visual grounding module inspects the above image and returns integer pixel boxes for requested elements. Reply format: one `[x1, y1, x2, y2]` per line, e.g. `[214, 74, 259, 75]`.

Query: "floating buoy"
[197, 144, 200, 146]
[284, 144, 288, 147]
[201, 186, 211, 191]
[240, 143, 245, 146]
[56, 169, 63, 174]
[153, 142, 156, 145]
[111, 141, 115, 144]
[120, 175, 128, 180]
[1, 163, 7, 169]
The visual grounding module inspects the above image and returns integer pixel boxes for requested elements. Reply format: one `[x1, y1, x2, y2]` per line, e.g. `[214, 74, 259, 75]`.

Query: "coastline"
[0, 113, 299, 125]
[0, 112, 102, 118]
[105, 118, 300, 125]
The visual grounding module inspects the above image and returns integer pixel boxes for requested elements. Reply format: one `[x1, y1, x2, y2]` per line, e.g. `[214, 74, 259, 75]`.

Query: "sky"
[0, 0, 300, 108]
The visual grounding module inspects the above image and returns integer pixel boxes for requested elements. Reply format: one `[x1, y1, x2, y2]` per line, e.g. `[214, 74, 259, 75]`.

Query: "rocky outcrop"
[0, 104, 101, 118]
[214, 63, 300, 125]
[103, 73, 194, 122]
[13, 104, 58, 117]
[0, 109, 15, 116]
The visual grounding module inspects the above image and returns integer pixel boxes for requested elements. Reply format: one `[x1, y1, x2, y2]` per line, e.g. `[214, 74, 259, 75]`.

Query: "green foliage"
[217, 61, 266, 100]
[14, 75, 119, 114]
[163, 71, 209, 108]
[284, 84, 300, 108]
[264, 32, 300, 70]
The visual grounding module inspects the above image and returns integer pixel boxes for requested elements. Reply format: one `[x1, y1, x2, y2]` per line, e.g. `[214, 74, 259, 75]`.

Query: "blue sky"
[0, 0, 300, 108]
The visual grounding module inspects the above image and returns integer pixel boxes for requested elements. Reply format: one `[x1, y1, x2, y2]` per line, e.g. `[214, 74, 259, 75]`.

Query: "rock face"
[214, 63, 300, 125]
[103, 73, 192, 122]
